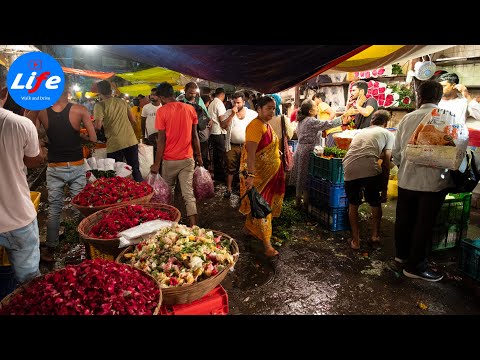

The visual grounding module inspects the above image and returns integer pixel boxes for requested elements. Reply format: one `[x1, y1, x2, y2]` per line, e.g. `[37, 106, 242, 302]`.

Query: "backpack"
[181, 98, 209, 131]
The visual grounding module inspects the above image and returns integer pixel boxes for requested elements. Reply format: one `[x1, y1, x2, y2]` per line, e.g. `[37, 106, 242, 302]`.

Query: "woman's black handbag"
[241, 187, 272, 218]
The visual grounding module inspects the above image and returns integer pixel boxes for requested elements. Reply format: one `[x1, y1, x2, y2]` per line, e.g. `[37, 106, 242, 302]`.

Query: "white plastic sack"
[116, 164, 132, 178]
[105, 158, 115, 171]
[118, 219, 175, 248]
[406, 108, 469, 170]
[138, 143, 154, 180]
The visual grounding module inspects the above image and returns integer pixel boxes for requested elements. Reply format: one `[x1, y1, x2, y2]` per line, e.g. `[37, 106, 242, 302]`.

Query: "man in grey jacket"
[392, 80, 450, 282]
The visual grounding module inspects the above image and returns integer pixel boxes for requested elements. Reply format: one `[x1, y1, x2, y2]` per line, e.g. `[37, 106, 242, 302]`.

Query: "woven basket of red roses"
[116, 225, 239, 305]
[71, 176, 154, 217]
[78, 203, 181, 261]
[0, 259, 162, 315]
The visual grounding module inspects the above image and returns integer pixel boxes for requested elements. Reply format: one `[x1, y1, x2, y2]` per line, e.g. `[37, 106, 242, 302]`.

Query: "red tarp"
[62, 67, 115, 80]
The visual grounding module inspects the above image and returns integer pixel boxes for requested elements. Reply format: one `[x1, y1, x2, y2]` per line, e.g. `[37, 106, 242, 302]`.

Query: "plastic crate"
[288, 140, 298, 153]
[435, 193, 472, 227]
[307, 204, 350, 232]
[308, 153, 344, 184]
[30, 191, 41, 212]
[159, 285, 228, 315]
[308, 176, 348, 208]
[0, 266, 17, 301]
[458, 239, 480, 282]
[431, 223, 468, 251]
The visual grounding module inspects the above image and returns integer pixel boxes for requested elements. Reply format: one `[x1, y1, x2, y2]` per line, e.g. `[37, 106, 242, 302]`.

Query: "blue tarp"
[99, 45, 367, 93]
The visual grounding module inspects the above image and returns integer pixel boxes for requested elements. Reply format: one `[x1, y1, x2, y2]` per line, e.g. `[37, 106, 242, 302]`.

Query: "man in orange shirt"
[150, 82, 203, 226]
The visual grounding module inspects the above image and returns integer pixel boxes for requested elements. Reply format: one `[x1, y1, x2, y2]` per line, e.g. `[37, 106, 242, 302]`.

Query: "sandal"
[348, 238, 360, 250]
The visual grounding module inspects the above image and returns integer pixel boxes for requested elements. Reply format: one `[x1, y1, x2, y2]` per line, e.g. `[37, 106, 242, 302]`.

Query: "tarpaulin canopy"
[99, 45, 368, 93]
[117, 83, 184, 97]
[116, 67, 182, 84]
[327, 45, 455, 73]
[0, 45, 40, 67]
[62, 67, 115, 79]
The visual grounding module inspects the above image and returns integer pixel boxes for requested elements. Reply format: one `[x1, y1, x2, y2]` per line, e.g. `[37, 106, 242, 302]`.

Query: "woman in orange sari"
[239, 96, 285, 257]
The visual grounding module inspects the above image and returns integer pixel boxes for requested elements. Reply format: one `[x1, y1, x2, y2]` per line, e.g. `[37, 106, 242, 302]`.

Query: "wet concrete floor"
[34, 175, 480, 315]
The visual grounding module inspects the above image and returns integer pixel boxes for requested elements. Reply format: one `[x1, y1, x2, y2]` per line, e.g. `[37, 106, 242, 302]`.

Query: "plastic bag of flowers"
[193, 166, 214, 199]
[0, 259, 161, 315]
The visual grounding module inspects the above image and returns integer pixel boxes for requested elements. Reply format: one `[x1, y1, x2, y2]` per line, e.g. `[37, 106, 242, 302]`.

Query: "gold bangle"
[247, 173, 256, 178]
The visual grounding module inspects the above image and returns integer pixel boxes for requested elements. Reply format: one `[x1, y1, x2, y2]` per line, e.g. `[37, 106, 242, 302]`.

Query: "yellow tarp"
[329, 45, 455, 72]
[117, 83, 183, 97]
[117, 67, 182, 84]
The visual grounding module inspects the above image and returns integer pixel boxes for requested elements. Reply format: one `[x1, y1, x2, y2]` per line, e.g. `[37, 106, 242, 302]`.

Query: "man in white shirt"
[220, 92, 258, 198]
[0, 64, 45, 285]
[392, 80, 450, 282]
[208, 87, 227, 181]
[141, 87, 161, 147]
[343, 110, 394, 251]
[438, 73, 480, 123]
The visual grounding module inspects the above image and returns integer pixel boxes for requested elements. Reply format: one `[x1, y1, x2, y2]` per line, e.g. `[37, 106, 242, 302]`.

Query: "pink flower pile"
[0, 259, 160, 315]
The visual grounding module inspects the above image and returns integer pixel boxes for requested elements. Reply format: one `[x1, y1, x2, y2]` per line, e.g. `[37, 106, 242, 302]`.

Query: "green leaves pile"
[323, 146, 347, 158]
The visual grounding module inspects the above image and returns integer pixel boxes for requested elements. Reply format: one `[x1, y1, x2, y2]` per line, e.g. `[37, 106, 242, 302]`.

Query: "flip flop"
[348, 239, 360, 250]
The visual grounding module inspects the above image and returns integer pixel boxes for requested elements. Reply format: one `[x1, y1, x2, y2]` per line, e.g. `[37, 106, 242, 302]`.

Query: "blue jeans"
[0, 219, 41, 284]
[46, 164, 86, 248]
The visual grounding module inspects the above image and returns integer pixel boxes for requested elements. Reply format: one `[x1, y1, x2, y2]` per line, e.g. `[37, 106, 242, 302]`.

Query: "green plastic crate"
[435, 192, 472, 227]
[308, 153, 344, 184]
[431, 223, 467, 251]
[431, 192, 471, 251]
[459, 239, 480, 282]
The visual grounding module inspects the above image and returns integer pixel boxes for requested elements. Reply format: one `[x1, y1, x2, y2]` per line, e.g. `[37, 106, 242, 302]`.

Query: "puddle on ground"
[229, 252, 275, 290]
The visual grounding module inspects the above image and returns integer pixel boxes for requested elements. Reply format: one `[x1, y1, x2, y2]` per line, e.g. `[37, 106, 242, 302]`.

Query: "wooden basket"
[0, 263, 162, 315]
[77, 202, 181, 260]
[116, 230, 239, 305]
[72, 191, 154, 217]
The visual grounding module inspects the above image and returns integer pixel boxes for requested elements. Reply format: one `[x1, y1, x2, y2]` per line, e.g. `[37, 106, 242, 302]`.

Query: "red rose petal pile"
[0, 259, 160, 315]
[72, 176, 153, 207]
[88, 204, 176, 239]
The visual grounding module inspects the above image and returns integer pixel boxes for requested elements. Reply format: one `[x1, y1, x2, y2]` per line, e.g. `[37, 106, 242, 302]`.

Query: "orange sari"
[239, 118, 285, 242]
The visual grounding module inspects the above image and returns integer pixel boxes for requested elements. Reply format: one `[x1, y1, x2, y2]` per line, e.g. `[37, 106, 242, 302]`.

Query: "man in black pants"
[207, 88, 227, 182]
[392, 80, 449, 282]
[94, 80, 143, 182]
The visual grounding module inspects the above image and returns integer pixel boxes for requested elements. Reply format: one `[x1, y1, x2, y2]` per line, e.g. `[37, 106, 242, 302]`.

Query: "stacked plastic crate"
[458, 238, 480, 282]
[431, 192, 472, 251]
[307, 153, 349, 231]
